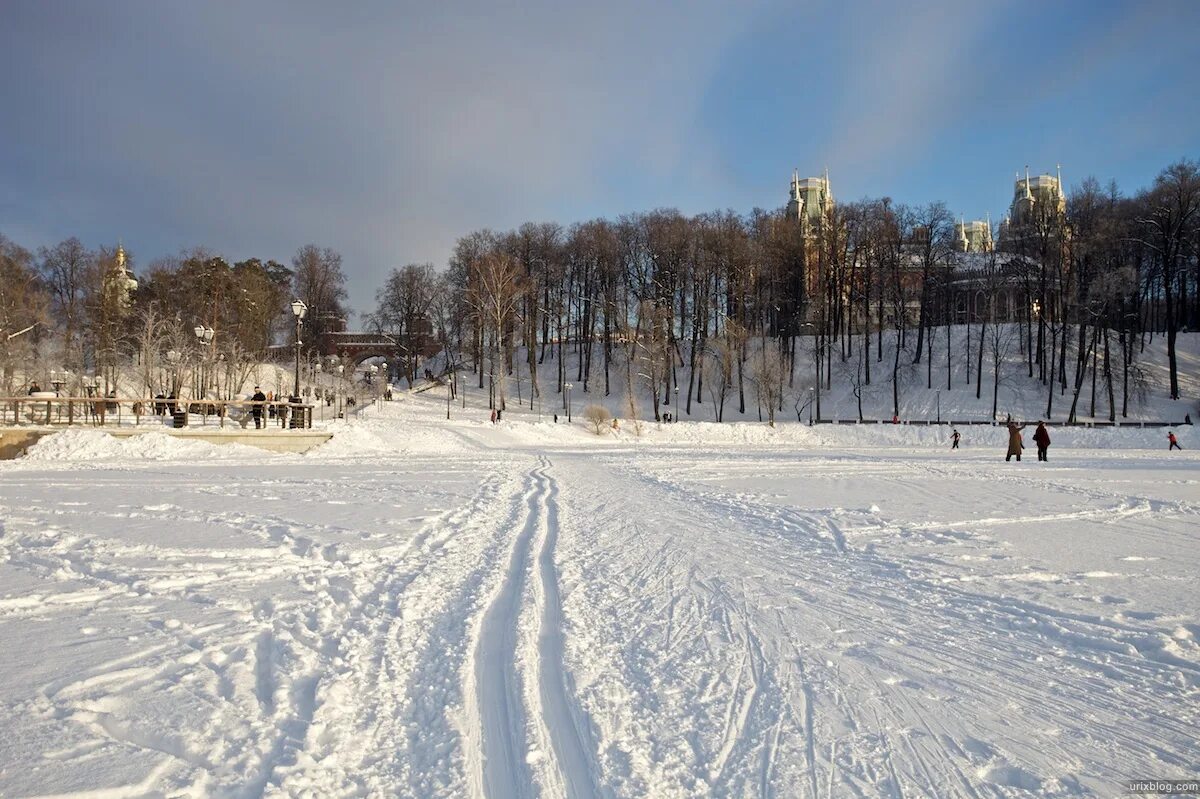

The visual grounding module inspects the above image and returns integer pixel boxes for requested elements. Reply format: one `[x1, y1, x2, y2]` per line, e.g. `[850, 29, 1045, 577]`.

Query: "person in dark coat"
[1033, 421, 1051, 461]
[27, 381, 41, 395]
[951, 429, 961, 449]
[251, 386, 267, 429]
[1005, 420, 1026, 461]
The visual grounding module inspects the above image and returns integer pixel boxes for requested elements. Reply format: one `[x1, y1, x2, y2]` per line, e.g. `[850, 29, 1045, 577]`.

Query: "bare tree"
[0, 235, 48, 392]
[988, 315, 1016, 420]
[582, 403, 612, 434]
[704, 319, 742, 422]
[751, 338, 785, 426]
[370, 263, 438, 384]
[471, 251, 524, 410]
[1135, 160, 1200, 400]
[292, 245, 349, 352]
[38, 238, 93, 371]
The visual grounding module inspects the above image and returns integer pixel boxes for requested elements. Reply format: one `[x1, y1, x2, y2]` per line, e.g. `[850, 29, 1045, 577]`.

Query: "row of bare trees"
[396, 158, 1197, 422]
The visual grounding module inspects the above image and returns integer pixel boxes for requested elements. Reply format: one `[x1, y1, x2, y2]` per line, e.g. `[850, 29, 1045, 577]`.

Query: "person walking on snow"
[1169, 431, 1181, 451]
[951, 429, 961, 449]
[1033, 421, 1051, 462]
[490, 408, 496, 424]
[1005, 419, 1026, 461]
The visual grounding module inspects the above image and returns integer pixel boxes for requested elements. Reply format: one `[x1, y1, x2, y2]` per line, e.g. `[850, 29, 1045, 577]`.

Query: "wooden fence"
[1, 397, 315, 429]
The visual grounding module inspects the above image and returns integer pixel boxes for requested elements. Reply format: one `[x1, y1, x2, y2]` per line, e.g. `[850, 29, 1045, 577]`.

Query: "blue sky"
[2, 0, 1197, 316]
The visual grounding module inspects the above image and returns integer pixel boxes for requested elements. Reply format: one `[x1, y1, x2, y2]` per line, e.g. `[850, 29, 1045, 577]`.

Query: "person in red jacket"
[1169, 431, 1181, 451]
[1033, 421, 1051, 461]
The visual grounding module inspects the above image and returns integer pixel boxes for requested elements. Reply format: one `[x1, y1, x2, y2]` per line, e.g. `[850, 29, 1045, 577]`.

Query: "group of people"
[1002, 419, 1053, 462]
[949, 418, 1185, 459]
[152, 393, 179, 415]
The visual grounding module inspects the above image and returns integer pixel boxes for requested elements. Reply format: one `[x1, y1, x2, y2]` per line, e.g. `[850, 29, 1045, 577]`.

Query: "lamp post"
[336, 364, 345, 417]
[936, 389, 941, 424]
[166, 350, 180, 395]
[291, 300, 307, 399]
[194, 325, 214, 396]
[565, 382, 573, 423]
[808, 387, 814, 426]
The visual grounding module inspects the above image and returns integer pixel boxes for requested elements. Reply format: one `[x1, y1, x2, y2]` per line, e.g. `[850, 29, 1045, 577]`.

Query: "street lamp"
[936, 389, 941, 424]
[808, 387, 814, 426]
[50, 369, 66, 395]
[83, 375, 100, 408]
[290, 300, 307, 399]
[336, 363, 345, 416]
[564, 382, 573, 423]
[194, 325, 214, 396]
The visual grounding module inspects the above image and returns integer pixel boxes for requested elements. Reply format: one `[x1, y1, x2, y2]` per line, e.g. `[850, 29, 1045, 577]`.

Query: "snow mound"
[307, 423, 396, 457]
[23, 429, 264, 461]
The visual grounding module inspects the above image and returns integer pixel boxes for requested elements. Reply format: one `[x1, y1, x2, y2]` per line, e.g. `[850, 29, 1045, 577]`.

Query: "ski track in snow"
[0, 401, 1197, 797]
[467, 458, 602, 799]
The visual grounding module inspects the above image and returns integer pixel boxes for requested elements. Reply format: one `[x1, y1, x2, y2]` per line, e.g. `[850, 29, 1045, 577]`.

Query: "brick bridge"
[316, 320, 438, 368]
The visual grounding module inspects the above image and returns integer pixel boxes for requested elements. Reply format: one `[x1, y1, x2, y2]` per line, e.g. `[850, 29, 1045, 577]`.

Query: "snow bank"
[487, 415, 1191, 451]
[306, 422, 397, 457]
[22, 429, 265, 462]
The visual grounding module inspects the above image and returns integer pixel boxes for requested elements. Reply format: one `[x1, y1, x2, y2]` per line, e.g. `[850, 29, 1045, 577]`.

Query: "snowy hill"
[416, 327, 1200, 426]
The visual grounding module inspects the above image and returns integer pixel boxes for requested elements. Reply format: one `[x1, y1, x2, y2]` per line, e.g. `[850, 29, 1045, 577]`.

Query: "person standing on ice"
[1005, 419, 1026, 461]
[951, 429, 961, 449]
[1033, 421, 1051, 461]
[1169, 431, 1181, 451]
[251, 386, 267, 429]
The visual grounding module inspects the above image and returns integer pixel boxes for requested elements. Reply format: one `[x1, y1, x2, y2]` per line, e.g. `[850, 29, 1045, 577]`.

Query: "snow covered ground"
[0, 394, 1197, 797]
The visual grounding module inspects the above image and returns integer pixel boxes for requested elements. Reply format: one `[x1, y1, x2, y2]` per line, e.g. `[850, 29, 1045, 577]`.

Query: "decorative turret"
[108, 240, 137, 300]
[1000, 165, 1068, 249]
[786, 169, 803, 221]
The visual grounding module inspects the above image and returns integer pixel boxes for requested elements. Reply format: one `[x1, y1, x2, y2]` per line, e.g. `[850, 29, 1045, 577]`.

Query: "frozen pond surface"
[1, 400, 1197, 797]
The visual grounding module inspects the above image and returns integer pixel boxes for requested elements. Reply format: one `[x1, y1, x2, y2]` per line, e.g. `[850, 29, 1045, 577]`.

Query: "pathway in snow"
[467, 458, 601, 799]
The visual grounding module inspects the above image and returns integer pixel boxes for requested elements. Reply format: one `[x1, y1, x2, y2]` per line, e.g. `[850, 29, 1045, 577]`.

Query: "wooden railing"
[0, 397, 315, 429]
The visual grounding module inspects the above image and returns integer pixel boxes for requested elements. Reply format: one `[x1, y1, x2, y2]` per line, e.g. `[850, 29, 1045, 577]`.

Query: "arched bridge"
[317, 321, 437, 366]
